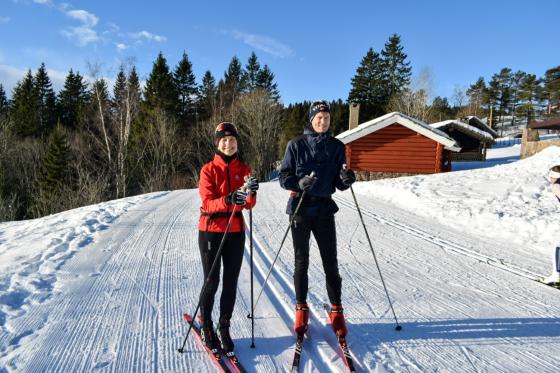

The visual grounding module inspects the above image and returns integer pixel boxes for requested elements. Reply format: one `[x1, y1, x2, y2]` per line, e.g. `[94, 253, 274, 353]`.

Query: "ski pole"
[250, 171, 315, 316]
[249, 207, 255, 348]
[345, 166, 402, 331]
[241, 175, 256, 348]
[178, 199, 244, 353]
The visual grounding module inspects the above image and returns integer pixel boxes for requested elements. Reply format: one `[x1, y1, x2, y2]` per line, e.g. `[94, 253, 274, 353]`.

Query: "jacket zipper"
[226, 163, 231, 215]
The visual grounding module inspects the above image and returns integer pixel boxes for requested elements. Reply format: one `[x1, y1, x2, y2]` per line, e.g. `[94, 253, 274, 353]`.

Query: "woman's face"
[218, 136, 237, 156]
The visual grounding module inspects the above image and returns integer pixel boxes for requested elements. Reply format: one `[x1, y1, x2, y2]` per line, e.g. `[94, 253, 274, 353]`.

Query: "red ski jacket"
[198, 154, 256, 232]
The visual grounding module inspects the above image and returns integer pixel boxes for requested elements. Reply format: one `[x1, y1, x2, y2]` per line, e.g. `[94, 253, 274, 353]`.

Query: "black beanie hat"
[215, 122, 238, 145]
[309, 100, 330, 123]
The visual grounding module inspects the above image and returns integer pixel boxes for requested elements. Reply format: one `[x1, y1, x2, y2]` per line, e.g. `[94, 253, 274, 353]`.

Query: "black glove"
[245, 176, 259, 193]
[225, 189, 248, 205]
[340, 168, 356, 186]
[298, 174, 317, 192]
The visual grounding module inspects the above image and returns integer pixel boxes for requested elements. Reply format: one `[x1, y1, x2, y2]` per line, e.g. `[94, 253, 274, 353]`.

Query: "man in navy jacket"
[279, 100, 356, 337]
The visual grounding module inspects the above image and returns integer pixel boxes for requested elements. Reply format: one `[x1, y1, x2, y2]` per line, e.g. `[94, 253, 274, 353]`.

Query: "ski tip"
[182, 313, 192, 322]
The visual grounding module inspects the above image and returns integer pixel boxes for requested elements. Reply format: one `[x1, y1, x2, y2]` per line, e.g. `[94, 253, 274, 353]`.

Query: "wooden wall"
[346, 123, 448, 174]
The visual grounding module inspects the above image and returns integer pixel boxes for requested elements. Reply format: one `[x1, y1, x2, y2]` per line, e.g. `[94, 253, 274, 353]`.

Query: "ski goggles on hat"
[549, 169, 560, 179]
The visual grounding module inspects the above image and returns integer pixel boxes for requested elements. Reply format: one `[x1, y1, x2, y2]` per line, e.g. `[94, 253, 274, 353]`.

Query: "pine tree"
[256, 64, 280, 102]
[466, 77, 486, 117]
[0, 84, 8, 119]
[144, 52, 179, 118]
[38, 121, 72, 194]
[198, 70, 216, 121]
[243, 52, 261, 92]
[508, 70, 526, 126]
[113, 65, 127, 113]
[174, 52, 198, 129]
[484, 78, 500, 128]
[348, 48, 386, 120]
[380, 34, 412, 106]
[34, 63, 57, 136]
[543, 65, 560, 117]
[10, 70, 40, 137]
[58, 69, 89, 129]
[128, 66, 142, 105]
[517, 73, 541, 125]
[218, 56, 243, 111]
[489, 68, 513, 132]
[431, 96, 453, 122]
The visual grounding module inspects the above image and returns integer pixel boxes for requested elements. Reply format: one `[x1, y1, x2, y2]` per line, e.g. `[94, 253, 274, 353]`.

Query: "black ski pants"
[198, 231, 245, 322]
[290, 214, 342, 305]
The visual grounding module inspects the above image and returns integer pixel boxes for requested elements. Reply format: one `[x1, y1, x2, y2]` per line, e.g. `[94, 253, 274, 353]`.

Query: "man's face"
[311, 111, 330, 133]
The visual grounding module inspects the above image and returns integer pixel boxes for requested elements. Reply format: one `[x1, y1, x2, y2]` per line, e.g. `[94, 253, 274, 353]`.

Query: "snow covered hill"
[1, 146, 560, 372]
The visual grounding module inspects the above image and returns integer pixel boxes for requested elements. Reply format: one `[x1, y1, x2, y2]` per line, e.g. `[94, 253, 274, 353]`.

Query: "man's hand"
[298, 174, 317, 191]
[340, 168, 356, 186]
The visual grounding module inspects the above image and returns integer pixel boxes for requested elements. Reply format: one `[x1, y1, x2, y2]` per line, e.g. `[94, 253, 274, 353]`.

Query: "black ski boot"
[218, 317, 235, 353]
[201, 320, 220, 351]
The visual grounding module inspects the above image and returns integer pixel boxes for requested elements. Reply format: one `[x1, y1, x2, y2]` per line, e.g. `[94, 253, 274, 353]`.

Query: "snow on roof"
[465, 116, 499, 138]
[336, 112, 461, 152]
[431, 119, 495, 143]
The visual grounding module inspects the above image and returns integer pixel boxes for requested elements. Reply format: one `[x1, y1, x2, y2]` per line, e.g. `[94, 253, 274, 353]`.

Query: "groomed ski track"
[2, 182, 560, 372]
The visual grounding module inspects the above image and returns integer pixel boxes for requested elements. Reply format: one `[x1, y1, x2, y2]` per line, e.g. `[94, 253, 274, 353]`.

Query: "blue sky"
[1, 0, 559, 105]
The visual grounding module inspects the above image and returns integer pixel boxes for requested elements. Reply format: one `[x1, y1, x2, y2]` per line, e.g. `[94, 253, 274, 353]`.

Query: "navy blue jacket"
[279, 124, 349, 216]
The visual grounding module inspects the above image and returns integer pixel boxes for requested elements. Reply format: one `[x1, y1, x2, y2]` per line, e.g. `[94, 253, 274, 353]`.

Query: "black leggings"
[198, 231, 245, 322]
[290, 214, 342, 305]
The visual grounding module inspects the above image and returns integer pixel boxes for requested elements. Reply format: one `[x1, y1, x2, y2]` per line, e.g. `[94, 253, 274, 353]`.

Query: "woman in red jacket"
[198, 122, 258, 354]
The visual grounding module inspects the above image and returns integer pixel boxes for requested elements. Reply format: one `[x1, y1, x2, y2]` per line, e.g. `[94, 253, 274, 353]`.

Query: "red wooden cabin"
[336, 112, 460, 174]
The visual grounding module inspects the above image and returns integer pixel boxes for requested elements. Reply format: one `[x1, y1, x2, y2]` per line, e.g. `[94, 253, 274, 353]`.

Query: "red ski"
[182, 313, 248, 373]
[323, 304, 356, 372]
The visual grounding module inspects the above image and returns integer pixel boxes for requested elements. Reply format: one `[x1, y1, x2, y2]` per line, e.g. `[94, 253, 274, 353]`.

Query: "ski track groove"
[334, 196, 543, 282]
[4, 187, 560, 372]
[246, 220, 346, 372]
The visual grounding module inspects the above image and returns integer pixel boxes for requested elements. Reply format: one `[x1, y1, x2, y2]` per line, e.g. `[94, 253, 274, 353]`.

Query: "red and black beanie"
[309, 100, 330, 123]
[214, 122, 238, 144]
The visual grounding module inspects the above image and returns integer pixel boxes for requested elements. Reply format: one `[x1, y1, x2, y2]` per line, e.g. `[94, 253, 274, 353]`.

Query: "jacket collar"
[213, 152, 238, 166]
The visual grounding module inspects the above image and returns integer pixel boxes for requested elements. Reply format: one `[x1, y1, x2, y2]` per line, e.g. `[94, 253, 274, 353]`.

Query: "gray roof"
[431, 120, 496, 143]
[464, 116, 499, 138]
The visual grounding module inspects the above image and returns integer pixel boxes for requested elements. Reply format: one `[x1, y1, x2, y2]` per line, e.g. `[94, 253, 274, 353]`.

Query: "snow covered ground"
[1, 144, 560, 372]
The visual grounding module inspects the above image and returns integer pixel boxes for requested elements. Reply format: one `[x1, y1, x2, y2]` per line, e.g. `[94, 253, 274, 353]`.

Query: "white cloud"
[60, 8, 99, 46]
[65, 9, 98, 28]
[0, 16, 10, 24]
[33, 0, 52, 4]
[61, 26, 99, 46]
[115, 43, 129, 51]
[130, 30, 167, 43]
[230, 30, 293, 58]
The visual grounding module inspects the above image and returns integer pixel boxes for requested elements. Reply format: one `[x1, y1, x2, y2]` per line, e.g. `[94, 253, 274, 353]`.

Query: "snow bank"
[352, 146, 560, 254]
[0, 192, 167, 334]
